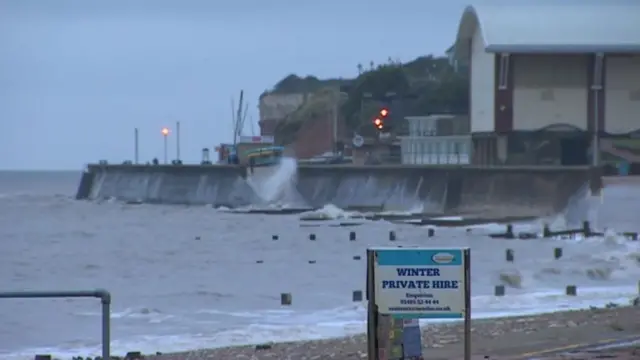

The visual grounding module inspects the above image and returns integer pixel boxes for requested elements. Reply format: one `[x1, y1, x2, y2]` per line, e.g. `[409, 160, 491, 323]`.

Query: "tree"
[264, 55, 469, 138]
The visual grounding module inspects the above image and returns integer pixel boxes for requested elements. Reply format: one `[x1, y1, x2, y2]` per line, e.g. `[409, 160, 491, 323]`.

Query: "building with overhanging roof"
[454, 4, 640, 166]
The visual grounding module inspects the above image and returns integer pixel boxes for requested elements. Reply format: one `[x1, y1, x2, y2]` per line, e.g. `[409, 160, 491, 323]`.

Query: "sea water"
[1, 172, 639, 359]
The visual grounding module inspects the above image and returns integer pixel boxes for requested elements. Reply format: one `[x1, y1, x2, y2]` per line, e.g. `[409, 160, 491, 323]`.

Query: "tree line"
[264, 55, 469, 137]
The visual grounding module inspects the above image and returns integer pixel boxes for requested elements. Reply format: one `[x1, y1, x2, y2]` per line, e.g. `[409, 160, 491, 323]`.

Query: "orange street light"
[161, 127, 170, 136]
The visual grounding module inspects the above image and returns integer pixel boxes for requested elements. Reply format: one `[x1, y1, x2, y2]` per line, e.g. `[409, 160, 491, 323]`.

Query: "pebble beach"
[144, 305, 640, 360]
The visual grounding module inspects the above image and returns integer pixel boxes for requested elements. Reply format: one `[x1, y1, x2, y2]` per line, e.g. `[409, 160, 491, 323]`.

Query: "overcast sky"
[1, 0, 613, 170]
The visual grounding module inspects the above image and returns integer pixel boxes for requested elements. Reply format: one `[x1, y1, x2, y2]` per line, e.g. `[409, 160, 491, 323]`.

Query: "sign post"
[366, 247, 471, 360]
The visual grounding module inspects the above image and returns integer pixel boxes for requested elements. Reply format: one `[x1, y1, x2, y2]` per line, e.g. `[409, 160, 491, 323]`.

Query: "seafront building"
[453, 4, 640, 166]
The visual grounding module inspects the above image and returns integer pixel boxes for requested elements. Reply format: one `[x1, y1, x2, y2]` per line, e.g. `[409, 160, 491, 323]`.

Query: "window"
[424, 119, 436, 136]
[410, 120, 418, 136]
[498, 53, 510, 90]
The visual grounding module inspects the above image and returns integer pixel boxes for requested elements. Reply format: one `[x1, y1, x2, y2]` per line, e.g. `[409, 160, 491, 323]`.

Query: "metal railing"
[0, 289, 111, 360]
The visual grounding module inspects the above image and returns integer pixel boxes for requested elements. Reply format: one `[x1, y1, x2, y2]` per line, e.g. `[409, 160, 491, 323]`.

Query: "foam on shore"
[6, 283, 638, 360]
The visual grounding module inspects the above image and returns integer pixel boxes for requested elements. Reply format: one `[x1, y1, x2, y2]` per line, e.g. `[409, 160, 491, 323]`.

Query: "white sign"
[239, 135, 274, 144]
[373, 247, 467, 319]
[352, 135, 364, 148]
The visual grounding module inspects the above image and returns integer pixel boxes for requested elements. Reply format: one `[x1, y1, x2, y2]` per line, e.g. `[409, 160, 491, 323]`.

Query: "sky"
[0, 0, 477, 170]
[2, 0, 615, 170]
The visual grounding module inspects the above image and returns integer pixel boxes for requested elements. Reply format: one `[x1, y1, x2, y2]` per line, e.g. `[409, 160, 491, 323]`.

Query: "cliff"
[260, 56, 469, 144]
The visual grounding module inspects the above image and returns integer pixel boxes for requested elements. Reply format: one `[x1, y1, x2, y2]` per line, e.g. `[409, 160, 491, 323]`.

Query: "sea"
[1, 160, 640, 360]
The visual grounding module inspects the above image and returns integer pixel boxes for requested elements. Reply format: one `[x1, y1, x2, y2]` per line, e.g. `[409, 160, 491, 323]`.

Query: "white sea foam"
[298, 204, 363, 221]
[6, 285, 638, 360]
[246, 157, 300, 204]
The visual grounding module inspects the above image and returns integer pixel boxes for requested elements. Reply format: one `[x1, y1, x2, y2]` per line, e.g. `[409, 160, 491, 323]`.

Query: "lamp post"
[161, 127, 170, 164]
[134, 128, 139, 164]
[176, 121, 181, 162]
[333, 91, 349, 154]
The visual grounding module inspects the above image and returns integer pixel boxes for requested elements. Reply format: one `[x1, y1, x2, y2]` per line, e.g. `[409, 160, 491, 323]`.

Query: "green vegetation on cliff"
[264, 55, 469, 142]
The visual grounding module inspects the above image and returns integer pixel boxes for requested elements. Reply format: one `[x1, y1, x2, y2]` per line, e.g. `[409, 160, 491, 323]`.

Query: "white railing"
[399, 135, 472, 165]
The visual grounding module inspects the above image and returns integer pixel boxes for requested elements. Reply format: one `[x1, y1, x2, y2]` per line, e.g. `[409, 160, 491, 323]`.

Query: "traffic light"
[373, 107, 389, 131]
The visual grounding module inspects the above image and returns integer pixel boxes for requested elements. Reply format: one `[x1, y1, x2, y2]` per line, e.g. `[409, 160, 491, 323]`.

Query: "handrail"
[0, 289, 111, 360]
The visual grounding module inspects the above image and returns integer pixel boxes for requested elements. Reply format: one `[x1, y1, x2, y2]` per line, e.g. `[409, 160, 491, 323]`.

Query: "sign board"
[353, 135, 364, 148]
[366, 247, 471, 360]
[239, 135, 274, 144]
[374, 248, 465, 318]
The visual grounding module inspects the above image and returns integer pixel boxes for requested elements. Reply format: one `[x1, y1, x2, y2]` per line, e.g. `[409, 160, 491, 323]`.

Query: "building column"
[494, 53, 514, 133]
[587, 53, 606, 166]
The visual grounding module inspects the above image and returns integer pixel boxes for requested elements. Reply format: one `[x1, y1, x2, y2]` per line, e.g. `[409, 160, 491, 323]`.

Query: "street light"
[161, 127, 170, 164]
[373, 107, 390, 131]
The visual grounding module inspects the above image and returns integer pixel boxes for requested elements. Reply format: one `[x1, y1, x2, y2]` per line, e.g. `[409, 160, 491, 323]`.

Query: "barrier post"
[0, 289, 111, 360]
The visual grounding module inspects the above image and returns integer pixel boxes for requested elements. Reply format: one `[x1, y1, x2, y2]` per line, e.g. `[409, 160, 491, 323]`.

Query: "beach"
[145, 305, 640, 360]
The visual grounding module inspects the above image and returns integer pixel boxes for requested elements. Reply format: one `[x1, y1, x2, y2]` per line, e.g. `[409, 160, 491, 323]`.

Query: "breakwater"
[76, 163, 602, 218]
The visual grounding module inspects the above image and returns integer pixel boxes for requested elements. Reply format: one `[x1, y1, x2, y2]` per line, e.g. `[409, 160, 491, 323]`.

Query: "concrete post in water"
[554, 247, 563, 259]
[349, 231, 356, 241]
[505, 249, 514, 262]
[309, 234, 316, 241]
[626, 232, 639, 241]
[494, 285, 505, 296]
[566, 285, 577, 296]
[352, 290, 363, 302]
[582, 221, 591, 237]
[505, 224, 514, 239]
[543, 224, 551, 238]
[389, 231, 396, 241]
[427, 228, 435, 237]
[280, 293, 292, 305]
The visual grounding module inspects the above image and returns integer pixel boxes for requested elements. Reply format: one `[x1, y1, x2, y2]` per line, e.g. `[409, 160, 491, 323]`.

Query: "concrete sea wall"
[294, 165, 598, 217]
[79, 165, 257, 207]
[78, 163, 601, 218]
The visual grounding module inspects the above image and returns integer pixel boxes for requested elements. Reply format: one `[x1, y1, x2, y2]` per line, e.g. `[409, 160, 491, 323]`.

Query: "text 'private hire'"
[382, 280, 459, 289]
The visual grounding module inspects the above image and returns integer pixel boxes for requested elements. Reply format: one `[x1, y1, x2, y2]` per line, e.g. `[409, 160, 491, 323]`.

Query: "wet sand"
[145, 304, 640, 360]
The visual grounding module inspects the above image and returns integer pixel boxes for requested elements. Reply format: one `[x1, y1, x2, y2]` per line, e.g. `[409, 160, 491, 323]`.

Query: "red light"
[380, 108, 389, 117]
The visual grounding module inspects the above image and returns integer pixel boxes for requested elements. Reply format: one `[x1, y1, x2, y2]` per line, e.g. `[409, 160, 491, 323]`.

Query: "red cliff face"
[290, 115, 334, 158]
[259, 93, 347, 159]
[274, 114, 347, 159]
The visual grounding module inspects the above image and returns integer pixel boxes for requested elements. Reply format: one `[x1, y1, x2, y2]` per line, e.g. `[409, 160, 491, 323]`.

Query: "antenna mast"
[230, 97, 237, 146]
[231, 90, 249, 146]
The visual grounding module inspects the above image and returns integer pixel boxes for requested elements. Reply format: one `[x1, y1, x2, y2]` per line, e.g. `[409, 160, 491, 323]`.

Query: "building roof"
[455, 4, 640, 59]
